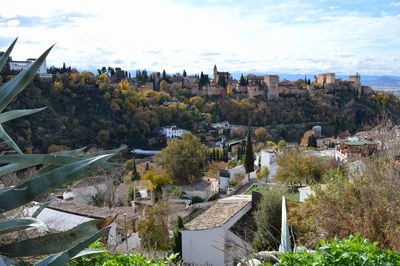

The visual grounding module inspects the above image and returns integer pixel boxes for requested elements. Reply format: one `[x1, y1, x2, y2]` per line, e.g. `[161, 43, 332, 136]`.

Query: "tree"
[253, 187, 285, 251]
[218, 75, 227, 88]
[137, 201, 170, 250]
[162, 69, 166, 80]
[141, 170, 172, 201]
[239, 74, 247, 86]
[290, 155, 400, 250]
[277, 139, 287, 150]
[244, 124, 255, 176]
[160, 133, 206, 184]
[160, 80, 168, 91]
[256, 166, 270, 182]
[183, 69, 187, 77]
[255, 127, 269, 142]
[276, 150, 336, 185]
[124, 158, 140, 181]
[171, 216, 184, 258]
[308, 134, 317, 148]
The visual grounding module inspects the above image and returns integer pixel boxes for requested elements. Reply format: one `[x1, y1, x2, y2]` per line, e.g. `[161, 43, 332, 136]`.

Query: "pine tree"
[244, 123, 255, 174]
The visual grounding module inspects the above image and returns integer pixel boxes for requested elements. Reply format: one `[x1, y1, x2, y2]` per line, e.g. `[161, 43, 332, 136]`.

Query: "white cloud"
[0, 0, 399, 75]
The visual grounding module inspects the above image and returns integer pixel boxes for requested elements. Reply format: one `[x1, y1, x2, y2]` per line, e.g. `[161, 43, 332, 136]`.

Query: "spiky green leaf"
[34, 230, 109, 266]
[71, 248, 107, 260]
[0, 38, 17, 72]
[0, 154, 114, 213]
[0, 215, 115, 257]
[0, 45, 54, 113]
[0, 108, 46, 124]
[0, 147, 122, 176]
[0, 124, 22, 154]
[32, 200, 55, 218]
[52, 147, 87, 156]
[0, 217, 48, 235]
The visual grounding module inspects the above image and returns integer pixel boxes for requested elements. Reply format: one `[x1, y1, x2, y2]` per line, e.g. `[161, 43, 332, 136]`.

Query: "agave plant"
[0, 39, 123, 265]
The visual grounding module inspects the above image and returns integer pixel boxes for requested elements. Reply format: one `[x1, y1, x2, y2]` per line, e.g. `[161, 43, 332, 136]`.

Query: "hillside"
[2, 71, 400, 153]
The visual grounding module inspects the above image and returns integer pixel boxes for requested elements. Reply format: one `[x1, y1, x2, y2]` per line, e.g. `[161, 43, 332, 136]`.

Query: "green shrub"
[264, 235, 400, 265]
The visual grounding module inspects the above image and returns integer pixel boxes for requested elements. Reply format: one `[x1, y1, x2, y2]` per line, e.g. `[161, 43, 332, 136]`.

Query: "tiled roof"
[184, 196, 251, 230]
[49, 201, 138, 224]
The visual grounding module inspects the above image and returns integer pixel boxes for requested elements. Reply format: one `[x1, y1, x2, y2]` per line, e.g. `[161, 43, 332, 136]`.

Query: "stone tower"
[213, 65, 218, 84]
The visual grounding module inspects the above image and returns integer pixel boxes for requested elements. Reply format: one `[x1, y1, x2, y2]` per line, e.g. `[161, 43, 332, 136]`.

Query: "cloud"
[0, 0, 399, 75]
[0, 12, 91, 28]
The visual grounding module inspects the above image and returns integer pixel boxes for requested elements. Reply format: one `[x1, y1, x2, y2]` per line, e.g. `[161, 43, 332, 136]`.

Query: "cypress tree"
[244, 123, 255, 174]
[183, 69, 187, 77]
[131, 158, 140, 181]
[162, 69, 166, 80]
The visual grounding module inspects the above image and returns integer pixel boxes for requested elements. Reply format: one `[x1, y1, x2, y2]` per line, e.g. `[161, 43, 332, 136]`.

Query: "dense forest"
[2, 69, 400, 153]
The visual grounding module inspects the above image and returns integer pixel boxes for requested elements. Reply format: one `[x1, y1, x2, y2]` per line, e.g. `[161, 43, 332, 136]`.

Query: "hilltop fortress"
[188, 65, 371, 100]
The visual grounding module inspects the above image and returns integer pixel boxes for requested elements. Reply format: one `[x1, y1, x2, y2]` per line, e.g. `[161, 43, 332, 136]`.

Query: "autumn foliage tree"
[160, 133, 206, 184]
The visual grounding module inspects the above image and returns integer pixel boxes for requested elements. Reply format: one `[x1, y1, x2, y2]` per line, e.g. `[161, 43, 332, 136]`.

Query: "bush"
[71, 241, 178, 266]
[253, 187, 286, 251]
[265, 235, 400, 265]
[290, 155, 400, 250]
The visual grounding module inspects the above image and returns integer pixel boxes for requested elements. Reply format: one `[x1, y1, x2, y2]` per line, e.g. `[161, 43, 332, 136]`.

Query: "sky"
[1, 0, 400, 75]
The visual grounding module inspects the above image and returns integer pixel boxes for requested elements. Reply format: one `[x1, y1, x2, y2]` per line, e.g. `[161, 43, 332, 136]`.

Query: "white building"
[9, 58, 52, 78]
[254, 149, 280, 181]
[160, 125, 189, 139]
[181, 195, 254, 265]
[219, 165, 256, 190]
[211, 121, 232, 130]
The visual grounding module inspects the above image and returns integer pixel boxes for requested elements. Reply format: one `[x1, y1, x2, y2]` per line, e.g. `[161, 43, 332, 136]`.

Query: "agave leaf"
[79, 146, 127, 158]
[71, 248, 107, 260]
[0, 215, 116, 257]
[0, 38, 17, 72]
[0, 154, 81, 165]
[32, 200, 55, 218]
[51, 147, 87, 156]
[0, 45, 54, 113]
[0, 108, 46, 124]
[0, 154, 114, 213]
[0, 148, 121, 177]
[0, 217, 48, 235]
[0, 124, 22, 154]
[34, 229, 109, 266]
[0, 163, 22, 177]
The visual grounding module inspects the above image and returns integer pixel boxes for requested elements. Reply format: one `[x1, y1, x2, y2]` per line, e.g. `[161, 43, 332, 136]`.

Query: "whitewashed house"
[181, 195, 256, 265]
[160, 125, 189, 139]
[254, 149, 280, 181]
[9, 58, 52, 78]
[219, 165, 256, 190]
[211, 121, 232, 130]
